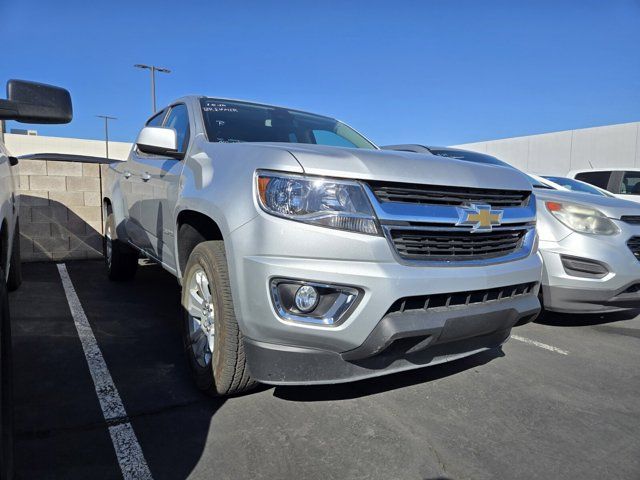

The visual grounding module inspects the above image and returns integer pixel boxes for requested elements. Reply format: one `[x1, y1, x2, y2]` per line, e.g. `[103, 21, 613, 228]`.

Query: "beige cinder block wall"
[5, 133, 133, 262]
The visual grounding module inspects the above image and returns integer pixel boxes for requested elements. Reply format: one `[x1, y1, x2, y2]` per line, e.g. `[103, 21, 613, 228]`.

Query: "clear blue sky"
[2, 0, 639, 146]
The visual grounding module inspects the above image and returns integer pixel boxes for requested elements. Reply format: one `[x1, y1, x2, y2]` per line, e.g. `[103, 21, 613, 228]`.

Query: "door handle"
[123, 170, 132, 179]
[142, 173, 151, 182]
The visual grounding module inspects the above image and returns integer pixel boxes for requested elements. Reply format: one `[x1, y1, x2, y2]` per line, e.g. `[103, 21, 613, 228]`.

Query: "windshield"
[428, 147, 552, 190]
[427, 148, 511, 167]
[200, 98, 376, 149]
[524, 174, 554, 189]
[543, 176, 609, 196]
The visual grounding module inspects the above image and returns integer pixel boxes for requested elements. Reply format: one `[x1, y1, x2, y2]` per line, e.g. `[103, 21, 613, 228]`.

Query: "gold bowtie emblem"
[457, 204, 503, 231]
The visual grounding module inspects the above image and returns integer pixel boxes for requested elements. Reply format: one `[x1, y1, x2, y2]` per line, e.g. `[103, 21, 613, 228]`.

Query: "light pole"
[96, 115, 117, 159]
[134, 64, 171, 113]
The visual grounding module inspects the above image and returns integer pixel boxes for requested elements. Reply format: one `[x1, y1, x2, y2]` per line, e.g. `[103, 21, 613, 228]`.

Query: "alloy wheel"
[186, 267, 216, 367]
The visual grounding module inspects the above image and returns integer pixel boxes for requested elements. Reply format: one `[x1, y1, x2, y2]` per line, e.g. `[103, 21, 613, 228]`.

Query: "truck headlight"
[545, 201, 619, 235]
[256, 171, 380, 235]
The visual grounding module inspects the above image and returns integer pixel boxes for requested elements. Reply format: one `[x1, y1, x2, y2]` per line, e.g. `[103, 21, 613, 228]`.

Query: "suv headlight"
[256, 171, 380, 235]
[545, 201, 619, 235]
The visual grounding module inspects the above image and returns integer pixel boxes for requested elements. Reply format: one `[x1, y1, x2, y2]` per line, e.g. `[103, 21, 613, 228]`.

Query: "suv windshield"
[200, 98, 376, 149]
[427, 148, 511, 167]
[525, 174, 554, 189]
[543, 176, 609, 196]
[428, 147, 551, 189]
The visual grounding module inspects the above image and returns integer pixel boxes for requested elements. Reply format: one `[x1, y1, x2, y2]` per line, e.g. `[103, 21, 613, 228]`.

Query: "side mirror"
[8, 156, 18, 167]
[0, 80, 72, 124]
[136, 126, 181, 158]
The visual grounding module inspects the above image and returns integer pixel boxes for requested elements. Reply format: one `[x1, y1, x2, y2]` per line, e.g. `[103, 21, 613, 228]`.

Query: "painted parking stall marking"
[511, 334, 569, 355]
[57, 264, 154, 480]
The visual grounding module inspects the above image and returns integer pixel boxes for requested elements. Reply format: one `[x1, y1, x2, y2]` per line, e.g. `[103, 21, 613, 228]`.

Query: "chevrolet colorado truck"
[0, 79, 72, 480]
[104, 96, 542, 396]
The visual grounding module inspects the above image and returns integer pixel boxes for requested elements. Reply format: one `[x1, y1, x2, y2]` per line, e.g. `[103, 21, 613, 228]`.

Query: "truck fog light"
[295, 285, 319, 312]
[270, 278, 362, 326]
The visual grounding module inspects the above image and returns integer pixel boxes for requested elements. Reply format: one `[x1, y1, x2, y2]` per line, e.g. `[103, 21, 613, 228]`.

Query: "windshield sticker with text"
[203, 102, 239, 113]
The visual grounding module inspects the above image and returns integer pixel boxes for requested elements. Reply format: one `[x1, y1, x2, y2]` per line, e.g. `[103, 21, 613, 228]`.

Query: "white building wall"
[453, 121, 640, 175]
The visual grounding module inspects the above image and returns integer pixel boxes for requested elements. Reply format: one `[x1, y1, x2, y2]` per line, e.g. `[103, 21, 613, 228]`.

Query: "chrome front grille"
[363, 180, 537, 265]
[366, 180, 530, 207]
[388, 226, 529, 261]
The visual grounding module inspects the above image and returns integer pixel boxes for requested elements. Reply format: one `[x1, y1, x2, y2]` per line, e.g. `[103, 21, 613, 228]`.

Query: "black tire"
[104, 211, 138, 281]
[181, 241, 257, 396]
[0, 270, 14, 480]
[6, 220, 21, 292]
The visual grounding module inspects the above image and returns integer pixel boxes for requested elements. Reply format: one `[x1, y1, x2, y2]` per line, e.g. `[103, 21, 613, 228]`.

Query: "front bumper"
[228, 213, 542, 384]
[540, 226, 640, 313]
[541, 283, 640, 313]
[244, 294, 539, 385]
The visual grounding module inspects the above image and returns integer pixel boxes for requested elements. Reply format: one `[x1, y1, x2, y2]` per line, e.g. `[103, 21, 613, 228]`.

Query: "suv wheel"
[181, 241, 256, 396]
[104, 211, 138, 281]
[6, 220, 22, 292]
[0, 270, 14, 480]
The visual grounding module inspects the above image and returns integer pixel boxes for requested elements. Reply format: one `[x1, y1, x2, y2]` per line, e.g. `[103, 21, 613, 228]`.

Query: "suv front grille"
[366, 180, 530, 207]
[627, 236, 640, 260]
[389, 227, 528, 261]
[621, 216, 640, 225]
[387, 282, 538, 314]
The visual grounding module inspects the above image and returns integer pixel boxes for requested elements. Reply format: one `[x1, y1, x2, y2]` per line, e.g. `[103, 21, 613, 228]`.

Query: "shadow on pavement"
[10, 261, 226, 479]
[535, 308, 639, 327]
[273, 347, 504, 402]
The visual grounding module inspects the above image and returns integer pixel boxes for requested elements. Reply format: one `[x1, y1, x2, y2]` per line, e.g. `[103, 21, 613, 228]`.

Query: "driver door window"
[146, 109, 167, 127]
[164, 104, 190, 153]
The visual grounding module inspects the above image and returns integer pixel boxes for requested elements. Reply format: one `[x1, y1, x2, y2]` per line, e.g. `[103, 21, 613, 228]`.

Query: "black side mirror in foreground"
[0, 79, 72, 124]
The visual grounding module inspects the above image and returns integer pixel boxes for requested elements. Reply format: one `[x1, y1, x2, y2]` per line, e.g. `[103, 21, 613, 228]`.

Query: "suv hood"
[254, 143, 533, 191]
[534, 187, 640, 218]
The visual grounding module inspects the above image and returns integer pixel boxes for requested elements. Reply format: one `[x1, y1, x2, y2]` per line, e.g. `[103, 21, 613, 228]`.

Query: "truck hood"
[252, 143, 533, 191]
[534, 187, 640, 218]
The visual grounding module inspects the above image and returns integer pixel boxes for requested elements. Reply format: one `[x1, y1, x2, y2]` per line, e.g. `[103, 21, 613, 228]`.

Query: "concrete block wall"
[16, 159, 105, 261]
[5, 133, 132, 262]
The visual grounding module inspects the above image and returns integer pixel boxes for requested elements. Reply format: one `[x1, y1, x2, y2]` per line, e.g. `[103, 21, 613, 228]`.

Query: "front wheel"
[181, 241, 256, 396]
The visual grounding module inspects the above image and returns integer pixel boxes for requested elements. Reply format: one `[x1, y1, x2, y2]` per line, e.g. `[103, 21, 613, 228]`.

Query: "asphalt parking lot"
[7, 260, 640, 480]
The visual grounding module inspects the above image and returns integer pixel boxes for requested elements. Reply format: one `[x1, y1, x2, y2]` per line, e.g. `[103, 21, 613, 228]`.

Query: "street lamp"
[96, 115, 117, 159]
[134, 64, 171, 113]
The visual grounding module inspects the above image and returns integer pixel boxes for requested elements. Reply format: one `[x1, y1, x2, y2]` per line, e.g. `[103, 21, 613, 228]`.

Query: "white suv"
[568, 168, 640, 203]
[0, 79, 72, 480]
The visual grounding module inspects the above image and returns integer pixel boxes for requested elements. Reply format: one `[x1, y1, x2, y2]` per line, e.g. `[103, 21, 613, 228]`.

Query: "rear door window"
[574, 171, 612, 190]
[621, 172, 640, 195]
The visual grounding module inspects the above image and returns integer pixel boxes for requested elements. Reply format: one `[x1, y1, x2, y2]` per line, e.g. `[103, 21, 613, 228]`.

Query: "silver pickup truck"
[104, 96, 542, 396]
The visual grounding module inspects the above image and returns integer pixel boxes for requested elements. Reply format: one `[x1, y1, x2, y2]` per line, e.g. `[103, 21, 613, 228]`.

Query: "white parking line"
[57, 264, 154, 480]
[511, 334, 569, 355]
